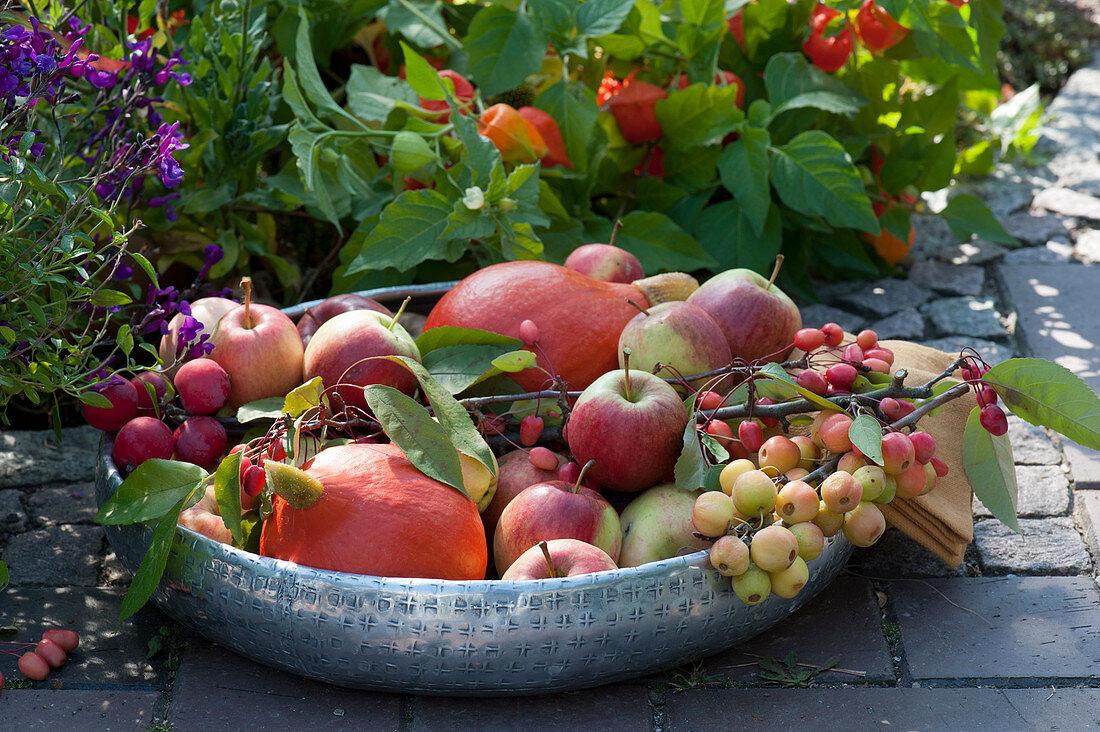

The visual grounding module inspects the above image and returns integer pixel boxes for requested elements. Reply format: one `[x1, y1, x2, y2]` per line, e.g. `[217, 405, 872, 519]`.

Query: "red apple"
[158, 296, 237, 374]
[567, 369, 689, 492]
[208, 292, 305, 409]
[301, 310, 421, 411]
[686, 268, 802, 363]
[501, 538, 619, 580]
[296, 293, 391, 346]
[493, 478, 621, 574]
[563, 243, 645, 283]
[617, 301, 732, 389]
[482, 448, 566, 539]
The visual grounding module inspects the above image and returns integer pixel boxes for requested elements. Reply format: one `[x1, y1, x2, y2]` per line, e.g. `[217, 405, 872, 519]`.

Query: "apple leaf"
[213, 452, 244, 547]
[415, 326, 521, 357]
[119, 495, 192, 621]
[0, 560, 8, 591]
[236, 397, 284, 423]
[283, 377, 327, 419]
[848, 415, 884, 466]
[490, 350, 538, 373]
[700, 433, 730, 464]
[362, 384, 468, 497]
[675, 395, 709, 491]
[963, 405, 1019, 532]
[757, 362, 842, 412]
[78, 390, 113, 409]
[422, 343, 518, 394]
[938, 194, 1019, 246]
[95, 459, 207, 525]
[983, 358, 1100, 450]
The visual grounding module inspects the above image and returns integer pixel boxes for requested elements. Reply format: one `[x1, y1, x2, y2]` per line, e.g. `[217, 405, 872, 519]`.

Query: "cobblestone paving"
[4, 54, 1100, 732]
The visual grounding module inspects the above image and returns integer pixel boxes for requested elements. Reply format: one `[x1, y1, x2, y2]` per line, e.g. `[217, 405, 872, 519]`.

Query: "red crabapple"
[820, 470, 863, 513]
[81, 376, 138, 431]
[42, 629, 79, 652]
[821, 322, 844, 347]
[750, 524, 799, 572]
[775, 480, 820, 523]
[856, 330, 878, 350]
[528, 446, 559, 471]
[893, 460, 929, 498]
[738, 419, 764, 453]
[175, 359, 231, 415]
[18, 651, 49, 680]
[705, 419, 736, 447]
[697, 390, 725, 411]
[863, 358, 890, 373]
[113, 417, 174, 472]
[519, 415, 544, 446]
[910, 431, 937, 464]
[756, 397, 779, 428]
[758, 435, 801, 473]
[768, 556, 809, 599]
[881, 431, 916, 475]
[843, 343, 864, 364]
[794, 328, 826, 352]
[930, 457, 949, 477]
[864, 347, 894, 366]
[173, 416, 228, 470]
[519, 319, 540, 345]
[34, 638, 66, 668]
[796, 369, 828, 396]
[709, 535, 751, 576]
[842, 501, 887, 547]
[131, 371, 169, 418]
[815, 412, 854, 453]
[825, 363, 858, 391]
[837, 450, 868, 473]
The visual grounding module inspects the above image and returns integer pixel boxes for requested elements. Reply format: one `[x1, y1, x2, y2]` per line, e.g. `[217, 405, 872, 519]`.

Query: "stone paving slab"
[169, 640, 404, 731]
[1073, 490, 1100, 563]
[0, 487, 27, 533]
[25, 482, 98, 525]
[908, 261, 985, 296]
[411, 684, 651, 731]
[972, 517, 1092, 575]
[697, 577, 894, 683]
[1, 525, 105, 586]
[0, 690, 161, 730]
[0, 587, 169, 686]
[857, 528, 972, 578]
[998, 263, 1100, 488]
[1006, 416, 1063, 466]
[0, 427, 100, 488]
[890, 576, 1100, 680]
[917, 337, 1014, 367]
[835, 278, 933, 318]
[664, 687, 1100, 730]
[798, 303, 867, 334]
[925, 297, 1006, 339]
[972, 465, 1071, 518]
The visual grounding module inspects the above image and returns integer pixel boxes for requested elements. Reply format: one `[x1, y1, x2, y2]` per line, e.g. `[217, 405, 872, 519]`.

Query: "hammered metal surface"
[96, 441, 852, 695]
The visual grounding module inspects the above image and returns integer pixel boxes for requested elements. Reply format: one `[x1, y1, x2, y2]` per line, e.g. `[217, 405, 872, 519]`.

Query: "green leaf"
[490, 350, 538, 373]
[399, 41, 446, 100]
[391, 131, 438, 173]
[963, 405, 1019, 532]
[345, 189, 458, 274]
[700, 433, 730, 464]
[79, 391, 113, 409]
[213, 452, 244, 546]
[0, 560, 8, 591]
[346, 64, 421, 122]
[984, 358, 1100, 450]
[614, 211, 716, 273]
[694, 200, 782, 274]
[770, 131, 879, 234]
[95, 460, 207, 525]
[655, 84, 744, 149]
[283, 377, 327, 418]
[757, 362, 842, 412]
[293, 7, 353, 122]
[415, 326, 522, 356]
[120, 498, 189, 621]
[465, 6, 548, 96]
[236, 397, 285, 423]
[939, 194, 1018, 246]
[362, 384, 468, 496]
[577, 0, 635, 37]
[422, 343, 518, 394]
[848, 415, 884, 466]
[764, 53, 868, 119]
[675, 396, 708, 491]
[90, 289, 133, 307]
[717, 127, 771, 237]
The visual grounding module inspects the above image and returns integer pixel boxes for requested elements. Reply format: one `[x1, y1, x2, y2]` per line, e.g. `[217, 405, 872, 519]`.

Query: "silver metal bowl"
[96, 283, 853, 695]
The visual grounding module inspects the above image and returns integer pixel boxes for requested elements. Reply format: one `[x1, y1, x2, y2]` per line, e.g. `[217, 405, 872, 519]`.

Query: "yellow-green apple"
[209, 296, 304, 409]
[302, 310, 421, 411]
[567, 369, 688, 492]
[617, 302, 732, 389]
[563, 243, 644, 283]
[159, 296, 237, 374]
[618, 483, 711, 567]
[493, 477, 621, 575]
[482, 448, 566, 539]
[296, 293, 391, 346]
[686, 268, 802, 362]
[500, 539, 619, 580]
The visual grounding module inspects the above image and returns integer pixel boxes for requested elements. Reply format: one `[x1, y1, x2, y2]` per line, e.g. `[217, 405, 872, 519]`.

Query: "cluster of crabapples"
[0, 629, 80, 687]
[690, 325, 950, 606]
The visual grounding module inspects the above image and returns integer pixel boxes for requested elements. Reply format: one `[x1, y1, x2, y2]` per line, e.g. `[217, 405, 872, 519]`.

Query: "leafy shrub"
[999, 0, 1100, 96]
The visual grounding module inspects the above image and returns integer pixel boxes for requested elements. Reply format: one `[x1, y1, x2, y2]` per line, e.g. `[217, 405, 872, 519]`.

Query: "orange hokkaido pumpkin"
[423, 261, 651, 392]
[259, 443, 487, 580]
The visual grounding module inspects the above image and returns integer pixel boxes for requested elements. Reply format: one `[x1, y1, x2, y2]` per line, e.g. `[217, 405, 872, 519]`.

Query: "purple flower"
[113, 262, 133, 280]
[177, 315, 202, 343]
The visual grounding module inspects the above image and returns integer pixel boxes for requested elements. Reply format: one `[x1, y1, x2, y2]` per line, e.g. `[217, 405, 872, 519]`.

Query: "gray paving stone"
[24, 483, 98, 526]
[697, 577, 894, 683]
[835, 278, 933, 318]
[100, 548, 130, 586]
[1033, 187, 1100, 221]
[972, 465, 1070, 518]
[857, 528, 971, 578]
[1038, 56, 1100, 192]
[665, 687, 1100, 730]
[951, 163, 1055, 220]
[1, 525, 104, 586]
[1003, 210, 1073, 245]
[170, 640, 404, 731]
[797, 303, 867, 335]
[0, 690, 161, 730]
[1075, 228, 1100, 264]
[867, 307, 925, 341]
[1001, 240, 1076, 265]
[0, 487, 27, 533]
[908, 260, 985, 296]
[0, 587, 169, 686]
[998, 264, 1100, 488]
[925, 296, 1006, 339]
[413, 684, 650, 731]
[1007, 416, 1063, 466]
[891, 576, 1100, 679]
[1073, 490, 1100, 563]
[0, 427, 100, 488]
[917, 337, 1015, 366]
[972, 517, 1091, 575]
[909, 212, 962, 260]
[936, 239, 1010, 265]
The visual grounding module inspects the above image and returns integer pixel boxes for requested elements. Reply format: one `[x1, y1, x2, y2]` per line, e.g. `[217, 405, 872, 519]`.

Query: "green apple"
[618, 483, 711, 567]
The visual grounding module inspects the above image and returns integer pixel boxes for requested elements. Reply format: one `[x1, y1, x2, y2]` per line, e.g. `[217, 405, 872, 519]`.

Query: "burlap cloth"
[787, 338, 973, 567]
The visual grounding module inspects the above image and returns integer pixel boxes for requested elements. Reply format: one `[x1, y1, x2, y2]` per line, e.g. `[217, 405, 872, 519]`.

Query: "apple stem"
[623, 347, 632, 401]
[573, 459, 596, 493]
[609, 219, 624, 248]
[388, 297, 411, 332]
[539, 541, 559, 578]
[626, 299, 651, 317]
[766, 254, 784, 290]
[241, 277, 253, 329]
